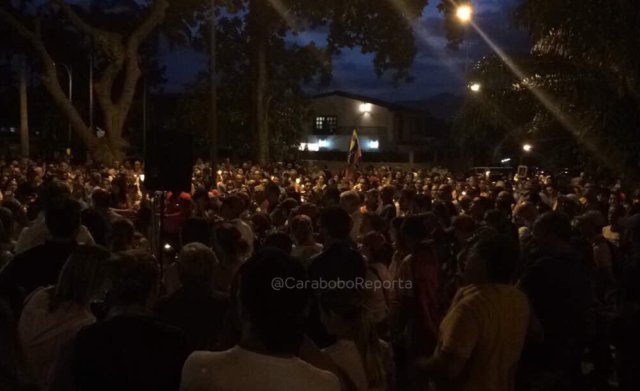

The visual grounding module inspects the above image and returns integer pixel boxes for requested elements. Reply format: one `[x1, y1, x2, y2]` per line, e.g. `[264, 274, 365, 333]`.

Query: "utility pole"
[143, 76, 147, 159]
[89, 48, 94, 132]
[210, 0, 218, 172]
[19, 55, 29, 157]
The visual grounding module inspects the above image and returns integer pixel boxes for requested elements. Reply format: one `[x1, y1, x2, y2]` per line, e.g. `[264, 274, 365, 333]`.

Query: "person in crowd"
[387, 216, 408, 281]
[2, 198, 29, 242]
[360, 212, 387, 238]
[419, 233, 532, 391]
[1, 157, 640, 391]
[398, 189, 416, 217]
[361, 188, 381, 214]
[0, 207, 16, 253]
[0, 299, 39, 391]
[156, 243, 229, 351]
[320, 287, 392, 391]
[109, 218, 136, 252]
[0, 198, 82, 314]
[14, 180, 94, 254]
[519, 212, 593, 390]
[379, 185, 396, 223]
[91, 188, 123, 225]
[181, 217, 211, 247]
[80, 208, 108, 247]
[290, 214, 323, 261]
[361, 231, 393, 327]
[71, 251, 191, 391]
[212, 223, 248, 293]
[181, 249, 341, 391]
[18, 245, 111, 388]
[611, 260, 640, 391]
[219, 195, 254, 259]
[575, 210, 618, 389]
[307, 207, 367, 348]
[0, 209, 14, 270]
[391, 215, 441, 389]
[340, 190, 364, 241]
[263, 231, 294, 255]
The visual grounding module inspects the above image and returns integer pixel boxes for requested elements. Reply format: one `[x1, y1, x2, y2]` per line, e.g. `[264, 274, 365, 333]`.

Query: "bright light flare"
[469, 82, 481, 93]
[318, 139, 330, 149]
[523, 144, 533, 153]
[456, 4, 473, 23]
[359, 103, 372, 113]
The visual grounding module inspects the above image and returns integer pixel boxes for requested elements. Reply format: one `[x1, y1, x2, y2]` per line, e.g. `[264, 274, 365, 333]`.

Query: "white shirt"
[323, 340, 369, 391]
[230, 219, 254, 260]
[180, 346, 340, 391]
[323, 339, 391, 391]
[291, 243, 323, 260]
[14, 215, 95, 254]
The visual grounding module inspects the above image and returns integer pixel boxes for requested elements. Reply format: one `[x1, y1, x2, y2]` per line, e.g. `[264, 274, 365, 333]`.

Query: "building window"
[314, 116, 337, 133]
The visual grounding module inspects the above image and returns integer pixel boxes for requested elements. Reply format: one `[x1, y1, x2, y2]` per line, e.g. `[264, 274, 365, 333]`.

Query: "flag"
[348, 129, 362, 165]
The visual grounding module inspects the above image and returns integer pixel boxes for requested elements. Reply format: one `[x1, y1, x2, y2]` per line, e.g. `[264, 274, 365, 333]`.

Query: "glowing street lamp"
[522, 143, 533, 153]
[469, 82, 481, 93]
[456, 4, 473, 24]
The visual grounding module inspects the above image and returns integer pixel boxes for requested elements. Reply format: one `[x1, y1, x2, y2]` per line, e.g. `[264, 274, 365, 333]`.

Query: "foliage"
[514, 0, 640, 176]
[454, 0, 640, 177]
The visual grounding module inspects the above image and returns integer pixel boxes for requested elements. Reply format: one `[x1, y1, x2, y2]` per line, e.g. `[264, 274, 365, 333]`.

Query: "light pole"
[456, 4, 473, 75]
[210, 0, 218, 172]
[54, 62, 73, 152]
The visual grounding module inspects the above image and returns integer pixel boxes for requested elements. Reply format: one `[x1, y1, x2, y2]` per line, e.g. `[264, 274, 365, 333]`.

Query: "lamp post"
[456, 4, 473, 75]
[54, 62, 73, 151]
[210, 0, 218, 172]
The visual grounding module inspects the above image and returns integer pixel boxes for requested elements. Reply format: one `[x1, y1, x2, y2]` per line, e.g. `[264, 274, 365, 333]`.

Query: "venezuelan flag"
[348, 129, 362, 165]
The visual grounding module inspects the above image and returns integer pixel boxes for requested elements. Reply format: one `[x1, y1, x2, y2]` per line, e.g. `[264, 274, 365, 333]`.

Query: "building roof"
[312, 90, 429, 114]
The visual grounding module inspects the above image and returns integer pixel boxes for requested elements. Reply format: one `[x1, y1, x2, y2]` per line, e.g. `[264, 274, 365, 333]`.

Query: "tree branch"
[117, 0, 169, 111]
[0, 6, 96, 149]
[50, 0, 124, 61]
[126, 0, 169, 52]
[0, 7, 55, 70]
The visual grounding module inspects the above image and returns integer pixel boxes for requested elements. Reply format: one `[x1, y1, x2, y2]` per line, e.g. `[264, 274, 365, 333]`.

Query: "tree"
[455, 1, 640, 176]
[170, 14, 330, 161]
[0, 0, 168, 163]
[243, 0, 432, 163]
[452, 55, 537, 166]
[514, 0, 640, 176]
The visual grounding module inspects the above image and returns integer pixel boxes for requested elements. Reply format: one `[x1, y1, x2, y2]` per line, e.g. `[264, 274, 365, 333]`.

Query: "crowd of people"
[0, 156, 639, 391]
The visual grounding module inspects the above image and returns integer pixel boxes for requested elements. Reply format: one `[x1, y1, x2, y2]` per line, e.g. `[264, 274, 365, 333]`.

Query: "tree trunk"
[249, 0, 270, 165]
[210, 0, 218, 169]
[255, 37, 269, 164]
[19, 56, 29, 157]
[0, 0, 168, 166]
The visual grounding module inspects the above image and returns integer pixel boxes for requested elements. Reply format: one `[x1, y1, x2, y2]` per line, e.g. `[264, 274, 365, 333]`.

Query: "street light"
[456, 4, 473, 24]
[469, 82, 481, 93]
[522, 143, 533, 153]
[54, 62, 73, 151]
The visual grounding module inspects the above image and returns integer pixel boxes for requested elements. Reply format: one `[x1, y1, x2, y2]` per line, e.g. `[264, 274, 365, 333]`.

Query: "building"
[301, 90, 440, 154]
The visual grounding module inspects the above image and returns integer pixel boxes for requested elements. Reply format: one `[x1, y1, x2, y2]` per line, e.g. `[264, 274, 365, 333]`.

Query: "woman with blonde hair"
[319, 288, 392, 391]
[18, 245, 111, 388]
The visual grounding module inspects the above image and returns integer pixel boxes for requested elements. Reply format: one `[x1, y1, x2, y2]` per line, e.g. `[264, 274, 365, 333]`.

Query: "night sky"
[164, 0, 529, 101]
